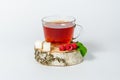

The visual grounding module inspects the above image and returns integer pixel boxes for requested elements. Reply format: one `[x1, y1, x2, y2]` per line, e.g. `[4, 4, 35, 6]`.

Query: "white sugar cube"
[34, 40, 43, 49]
[42, 42, 51, 52]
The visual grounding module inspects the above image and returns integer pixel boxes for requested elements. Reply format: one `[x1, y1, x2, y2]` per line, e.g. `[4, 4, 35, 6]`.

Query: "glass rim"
[42, 16, 76, 23]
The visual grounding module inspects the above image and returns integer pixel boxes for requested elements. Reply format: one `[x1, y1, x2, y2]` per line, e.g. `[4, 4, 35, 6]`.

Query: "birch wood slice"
[34, 45, 83, 66]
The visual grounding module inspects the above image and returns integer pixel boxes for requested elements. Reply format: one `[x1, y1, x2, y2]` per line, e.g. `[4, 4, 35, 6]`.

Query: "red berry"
[71, 43, 77, 49]
[65, 44, 73, 51]
[59, 45, 66, 51]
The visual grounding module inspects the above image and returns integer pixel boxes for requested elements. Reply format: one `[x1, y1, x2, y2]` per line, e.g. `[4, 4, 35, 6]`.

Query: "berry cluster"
[59, 43, 77, 51]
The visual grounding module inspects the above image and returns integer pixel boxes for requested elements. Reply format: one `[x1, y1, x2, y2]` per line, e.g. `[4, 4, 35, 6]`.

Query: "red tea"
[43, 22, 75, 44]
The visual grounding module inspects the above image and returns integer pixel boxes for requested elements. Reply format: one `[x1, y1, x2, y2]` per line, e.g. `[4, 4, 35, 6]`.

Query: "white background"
[0, 0, 120, 80]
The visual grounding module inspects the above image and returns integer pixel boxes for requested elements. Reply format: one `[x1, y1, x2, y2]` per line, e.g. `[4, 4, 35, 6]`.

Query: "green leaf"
[76, 42, 87, 57]
[76, 41, 83, 47]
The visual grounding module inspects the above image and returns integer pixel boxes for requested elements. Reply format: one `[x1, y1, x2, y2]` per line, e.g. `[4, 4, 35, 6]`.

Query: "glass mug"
[42, 16, 82, 45]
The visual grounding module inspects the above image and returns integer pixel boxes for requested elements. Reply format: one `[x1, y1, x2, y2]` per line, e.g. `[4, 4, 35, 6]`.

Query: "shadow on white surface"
[84, 41, 105, 61]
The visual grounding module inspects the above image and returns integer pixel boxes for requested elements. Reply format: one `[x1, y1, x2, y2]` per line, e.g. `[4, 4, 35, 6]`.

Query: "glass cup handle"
[72, 24, 83, 40]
